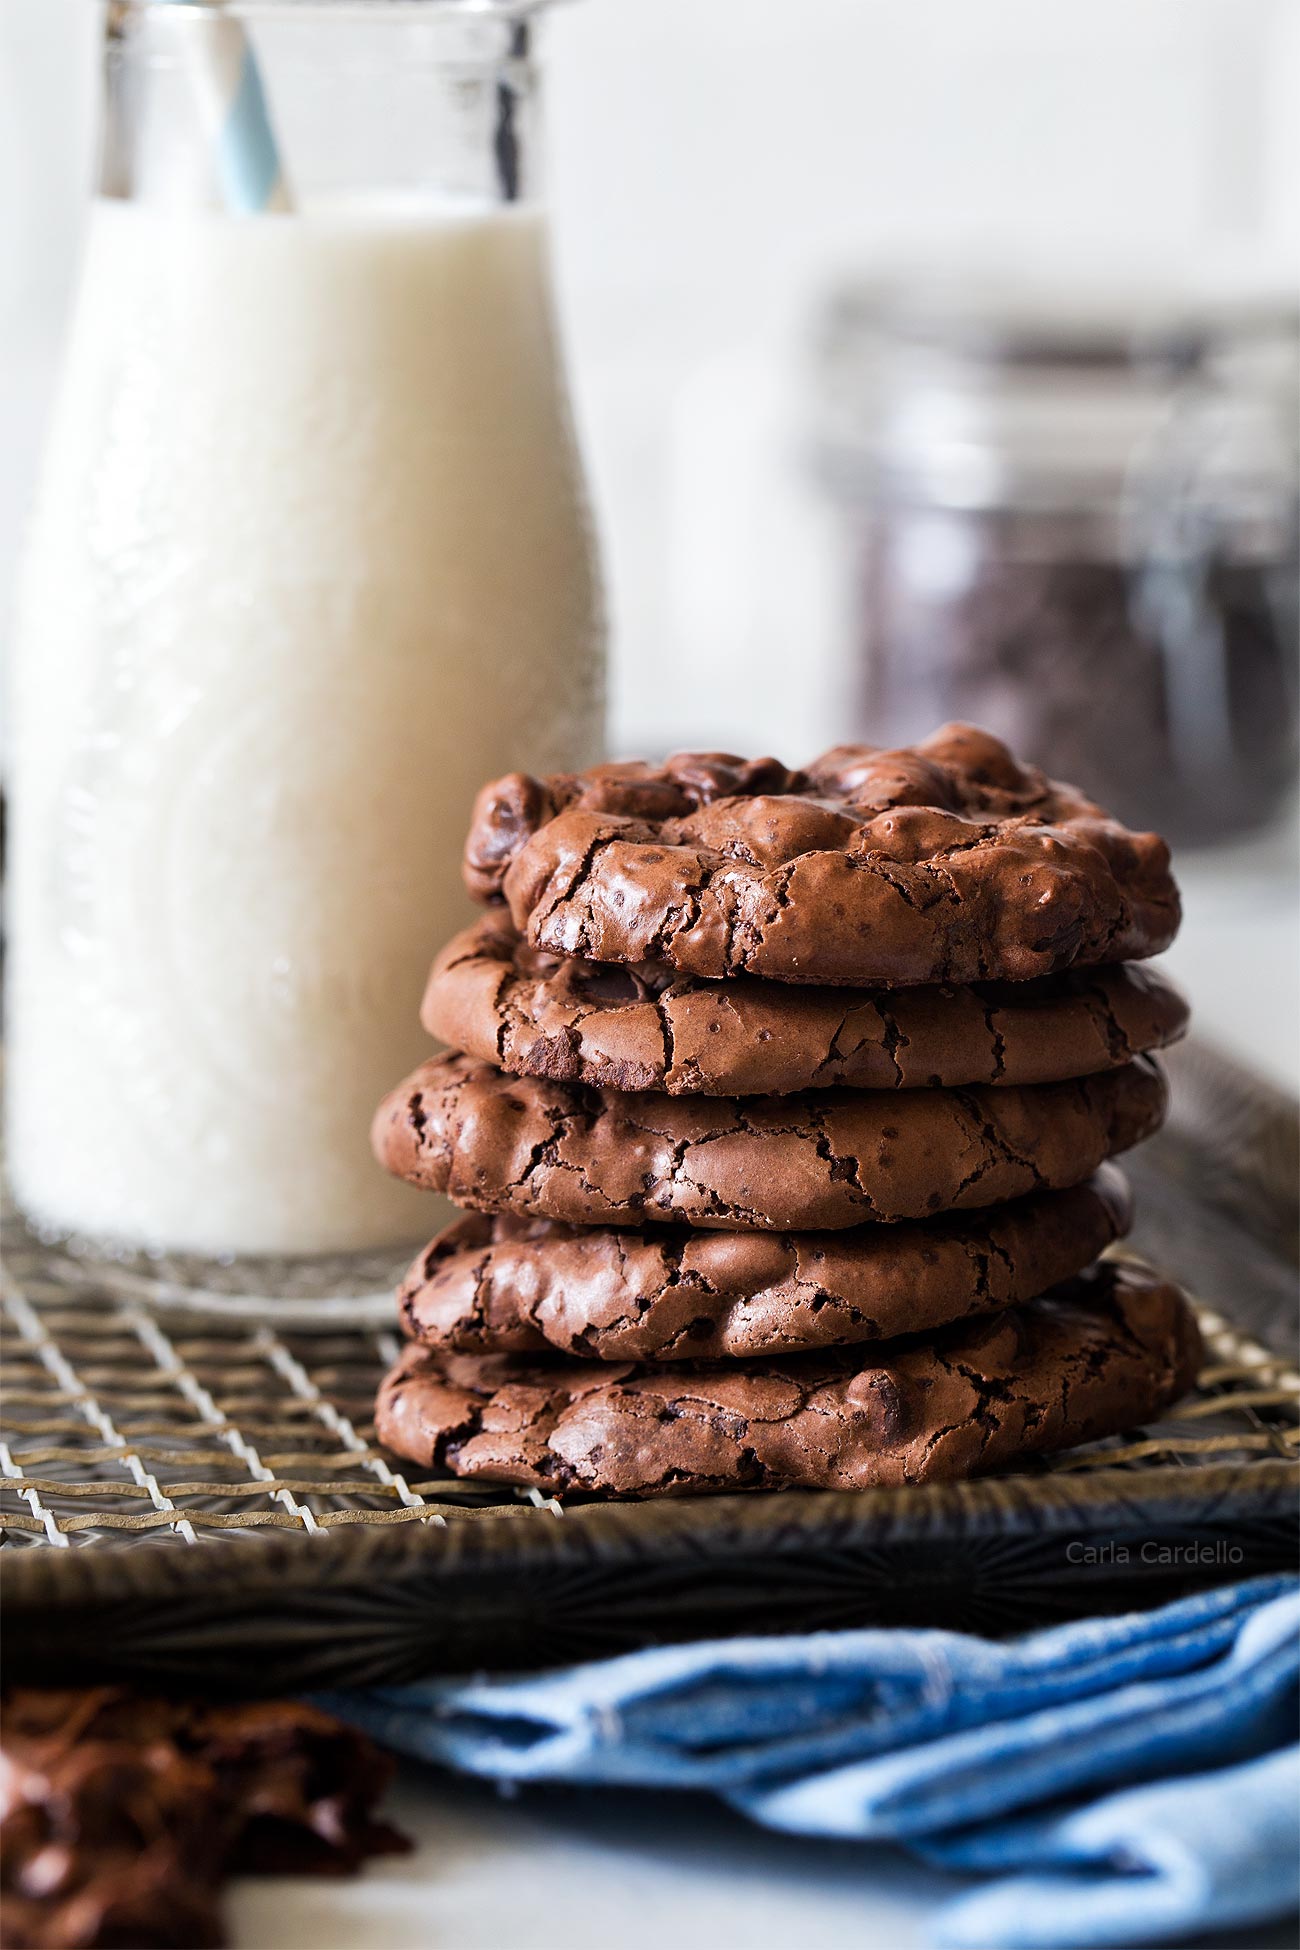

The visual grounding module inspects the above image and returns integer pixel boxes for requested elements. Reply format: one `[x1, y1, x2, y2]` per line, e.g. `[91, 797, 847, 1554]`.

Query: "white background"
[2, 14, 1297, 1943]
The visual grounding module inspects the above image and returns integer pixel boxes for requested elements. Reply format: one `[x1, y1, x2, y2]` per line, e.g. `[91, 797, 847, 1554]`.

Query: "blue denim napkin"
[329, 1575, 1299, 1947]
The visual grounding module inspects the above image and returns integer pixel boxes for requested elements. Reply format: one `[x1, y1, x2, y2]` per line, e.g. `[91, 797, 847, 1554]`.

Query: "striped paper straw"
[152, 0, 293, 213]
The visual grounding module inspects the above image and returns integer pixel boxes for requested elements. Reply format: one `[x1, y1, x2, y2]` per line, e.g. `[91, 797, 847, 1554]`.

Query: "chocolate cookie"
[375, 1259, 1201, 1495]
[423, 913, 1188, 1096]
[0, 1692, 406, 1950]
[463, 723, 1180, 988]
[372, 1052, 1165, 1231]
[398, 1168, 1131, 1360]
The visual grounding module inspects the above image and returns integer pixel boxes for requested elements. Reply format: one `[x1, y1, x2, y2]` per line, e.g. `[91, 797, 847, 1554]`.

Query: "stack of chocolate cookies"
[371, 724, 1200, 1499]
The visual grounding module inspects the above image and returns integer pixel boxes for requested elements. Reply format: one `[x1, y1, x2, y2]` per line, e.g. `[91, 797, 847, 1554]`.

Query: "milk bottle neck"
[101, 1, 548, 214]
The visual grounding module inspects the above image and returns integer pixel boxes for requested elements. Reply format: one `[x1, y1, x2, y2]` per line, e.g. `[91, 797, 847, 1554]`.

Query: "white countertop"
[231, 1763, 1296, 1950]
[233, 1769, 959, 1950]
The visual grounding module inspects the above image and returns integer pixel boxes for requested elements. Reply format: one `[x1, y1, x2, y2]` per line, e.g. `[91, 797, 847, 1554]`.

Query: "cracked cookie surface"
[372, 1051, 1165, 1231]
[375, 1259, 1201, 1494]
[424, 912, 1188, 1096]
[463, 723, 1180, 988]
[398, 1167, 1131, 1360]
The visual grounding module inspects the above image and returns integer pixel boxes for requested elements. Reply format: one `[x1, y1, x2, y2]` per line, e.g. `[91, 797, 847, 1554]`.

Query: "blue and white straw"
[151, 0, 292, 213]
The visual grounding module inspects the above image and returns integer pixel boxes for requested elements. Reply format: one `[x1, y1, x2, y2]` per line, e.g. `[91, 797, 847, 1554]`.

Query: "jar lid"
[819, 263, 1296, 364]
[810, 265, 1297, 512]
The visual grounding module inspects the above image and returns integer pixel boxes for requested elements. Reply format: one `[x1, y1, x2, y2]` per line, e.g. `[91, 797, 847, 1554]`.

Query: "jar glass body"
[811, 285, 1299, 847]
[6, 1, 605, 1268]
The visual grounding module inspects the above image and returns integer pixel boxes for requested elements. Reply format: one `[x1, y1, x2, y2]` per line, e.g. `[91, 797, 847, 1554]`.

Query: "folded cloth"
[925, 1748, 1300, 1949]
[327, 1576, 1299, 1947]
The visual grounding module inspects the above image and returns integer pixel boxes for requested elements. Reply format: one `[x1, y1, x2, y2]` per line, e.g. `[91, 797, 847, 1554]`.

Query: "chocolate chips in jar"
[810, 273, 1299, 847]
[853, 504, 1298, 844]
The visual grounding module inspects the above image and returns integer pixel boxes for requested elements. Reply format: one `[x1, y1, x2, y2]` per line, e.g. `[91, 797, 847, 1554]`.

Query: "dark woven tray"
[3, 1040, 1296, 1692]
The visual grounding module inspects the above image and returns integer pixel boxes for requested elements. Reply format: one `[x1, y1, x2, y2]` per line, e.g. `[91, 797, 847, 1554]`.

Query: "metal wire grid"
[2, 1235, 1296, 1548]
[0, 1238, 564, 1547]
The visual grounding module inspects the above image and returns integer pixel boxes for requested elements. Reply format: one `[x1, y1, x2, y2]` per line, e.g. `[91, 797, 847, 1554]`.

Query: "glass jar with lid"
[808, 272, 1298, 846]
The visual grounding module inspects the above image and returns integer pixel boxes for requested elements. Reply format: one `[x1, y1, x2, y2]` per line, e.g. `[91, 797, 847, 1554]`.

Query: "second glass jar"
[808, 274, 1298, 847]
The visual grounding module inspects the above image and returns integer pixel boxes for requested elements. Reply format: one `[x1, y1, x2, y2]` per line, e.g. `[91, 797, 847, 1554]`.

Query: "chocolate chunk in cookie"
[372, 1051, 1165, 1231]
[463, 725, 1180, 988]
[375, 1259, 1201, 1495]
[423, 913, 1187, 1096]
[398, 1168, 1131, 1360]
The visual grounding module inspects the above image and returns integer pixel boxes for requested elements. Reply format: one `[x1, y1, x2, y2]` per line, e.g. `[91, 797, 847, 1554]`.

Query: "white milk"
[6, 198, 603, 1255]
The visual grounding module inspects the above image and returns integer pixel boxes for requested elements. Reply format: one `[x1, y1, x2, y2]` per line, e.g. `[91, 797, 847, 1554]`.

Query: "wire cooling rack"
[2, 1218, 1296, 1547]
[0, 1225, 548, 1545]
[2, 1037, 1297, 1687]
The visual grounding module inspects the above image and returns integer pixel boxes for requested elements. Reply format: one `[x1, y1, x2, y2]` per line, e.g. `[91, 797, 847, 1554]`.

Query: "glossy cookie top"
[463, 724, 1180, 988]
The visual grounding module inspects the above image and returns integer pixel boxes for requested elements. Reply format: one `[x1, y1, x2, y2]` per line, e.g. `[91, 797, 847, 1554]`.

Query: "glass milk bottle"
[6, 1, 605, 1279]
